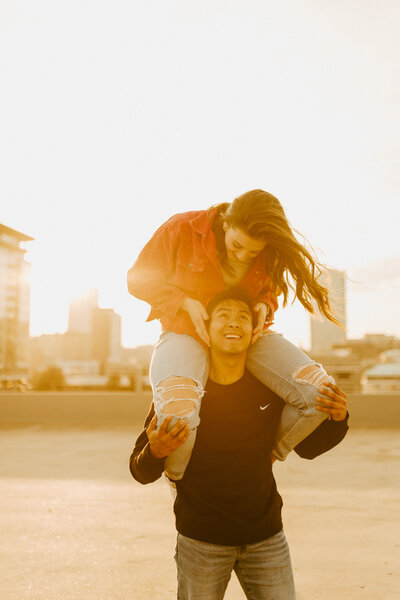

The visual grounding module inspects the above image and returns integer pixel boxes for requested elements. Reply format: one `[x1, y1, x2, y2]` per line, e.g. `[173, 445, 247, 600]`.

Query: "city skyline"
[2, 220, 399, 394]
[3, 212, 400, 352]
[24, 274, 400, 352]
[1, 2, 399, 349]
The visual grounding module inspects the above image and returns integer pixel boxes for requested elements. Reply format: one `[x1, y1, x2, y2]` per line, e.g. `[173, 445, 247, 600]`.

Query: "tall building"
[68, 288, 98, 333]
[65, 289, 98, 361]
[91, 307, 121, 371]
[0, 224, 34, 376]
[310, 268, 347, 353]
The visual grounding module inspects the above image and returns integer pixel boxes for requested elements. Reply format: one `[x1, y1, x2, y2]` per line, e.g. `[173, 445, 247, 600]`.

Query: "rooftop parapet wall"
[0, 392, 399, 428]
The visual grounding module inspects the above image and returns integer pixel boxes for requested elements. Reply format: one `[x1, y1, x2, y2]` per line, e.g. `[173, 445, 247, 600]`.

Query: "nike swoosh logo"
[260, 404, 271, 411]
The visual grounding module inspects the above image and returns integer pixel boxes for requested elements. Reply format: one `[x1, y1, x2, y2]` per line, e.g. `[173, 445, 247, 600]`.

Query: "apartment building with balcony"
[0, 224, 33, 377]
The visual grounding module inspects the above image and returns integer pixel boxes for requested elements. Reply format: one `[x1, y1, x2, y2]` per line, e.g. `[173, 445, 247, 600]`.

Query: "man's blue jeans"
[175, 530, 296, 599]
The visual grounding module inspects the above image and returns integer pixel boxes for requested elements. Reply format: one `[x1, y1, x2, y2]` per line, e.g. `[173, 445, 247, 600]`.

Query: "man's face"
[208, 299, 253, 354]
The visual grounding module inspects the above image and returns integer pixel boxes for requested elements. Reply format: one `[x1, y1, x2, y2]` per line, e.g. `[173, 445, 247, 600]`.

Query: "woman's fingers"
[254, 303, 267, 323]
[251, 318, 263, 343]
[251, 326, 262, 344]
[251, 303, 268, 344]
[196, 302, 210, 344]
[195, 320, 210, 346]
[198, 303, 209, 322]
[183, 298, 210, 346]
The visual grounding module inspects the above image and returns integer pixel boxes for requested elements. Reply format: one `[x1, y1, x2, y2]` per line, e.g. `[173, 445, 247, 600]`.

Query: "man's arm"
[293, 381, 349, 458]
[293, 412, 349, 459]
[127, 218, 188, 321]
[129, 405, 165, 484]
[129, 404, 190, 484]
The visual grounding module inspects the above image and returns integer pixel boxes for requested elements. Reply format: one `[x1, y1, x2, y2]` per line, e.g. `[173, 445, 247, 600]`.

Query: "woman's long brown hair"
[210, 189, 342, 326]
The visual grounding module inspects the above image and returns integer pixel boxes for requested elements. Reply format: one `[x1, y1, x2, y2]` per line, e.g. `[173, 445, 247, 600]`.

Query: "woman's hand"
[252, 302, 270, 344]
[181, 297, 210, 346]
[147, 414, 190, 459]
[316, 382, 347, 421]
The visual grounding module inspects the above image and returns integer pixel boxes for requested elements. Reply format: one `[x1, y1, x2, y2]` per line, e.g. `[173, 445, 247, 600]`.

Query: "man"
[129, 288, 348, 599]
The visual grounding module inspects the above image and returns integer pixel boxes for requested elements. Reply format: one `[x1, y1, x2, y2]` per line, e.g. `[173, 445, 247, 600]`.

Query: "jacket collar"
[190, 208, 219, 234]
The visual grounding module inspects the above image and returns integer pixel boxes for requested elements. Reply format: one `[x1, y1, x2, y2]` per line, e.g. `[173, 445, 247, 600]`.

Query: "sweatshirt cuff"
[331, 411, 349, 426]
[143, 442, 165, 468]
[132, 443, 165, 483]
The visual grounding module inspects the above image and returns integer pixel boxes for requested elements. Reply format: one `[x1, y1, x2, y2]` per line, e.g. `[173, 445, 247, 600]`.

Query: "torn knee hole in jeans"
[155, 376, 204, 418]
[292, 363, 335, 388]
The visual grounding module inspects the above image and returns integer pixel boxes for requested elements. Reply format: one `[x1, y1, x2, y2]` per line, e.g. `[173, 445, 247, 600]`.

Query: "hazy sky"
[1, 1, 399, 349]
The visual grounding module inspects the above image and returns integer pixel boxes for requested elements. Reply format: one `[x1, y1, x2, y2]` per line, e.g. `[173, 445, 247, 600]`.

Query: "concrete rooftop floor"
[1, 425, 399, 600]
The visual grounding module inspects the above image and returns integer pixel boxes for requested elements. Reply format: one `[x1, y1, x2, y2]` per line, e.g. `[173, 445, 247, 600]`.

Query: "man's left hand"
[316, 382, 347, 421]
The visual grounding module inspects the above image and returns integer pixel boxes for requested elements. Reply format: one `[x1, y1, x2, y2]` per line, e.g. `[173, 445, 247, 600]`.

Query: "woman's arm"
[251, 286, 279, 343]
[256, 286, 279, 323]
[127, 220, 187, 320]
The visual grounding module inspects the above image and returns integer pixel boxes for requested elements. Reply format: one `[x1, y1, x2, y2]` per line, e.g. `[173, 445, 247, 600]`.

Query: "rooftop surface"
[1, 425, 399, 599]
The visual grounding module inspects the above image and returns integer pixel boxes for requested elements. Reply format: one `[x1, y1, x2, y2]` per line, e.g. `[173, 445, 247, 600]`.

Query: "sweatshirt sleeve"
[293, 412, 349, 459]
[127, 219, 188, 321]
[129, 404, 165, 484]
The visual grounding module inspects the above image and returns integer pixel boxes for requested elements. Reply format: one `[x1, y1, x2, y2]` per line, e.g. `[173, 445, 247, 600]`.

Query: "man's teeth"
[224, 334, 241, 339]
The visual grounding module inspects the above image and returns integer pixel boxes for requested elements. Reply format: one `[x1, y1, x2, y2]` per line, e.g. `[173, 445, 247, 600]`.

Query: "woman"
[127, 189, 342, 480]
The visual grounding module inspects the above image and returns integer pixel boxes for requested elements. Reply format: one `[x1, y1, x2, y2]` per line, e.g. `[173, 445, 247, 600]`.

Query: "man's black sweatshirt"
[130, 370, 349, 546]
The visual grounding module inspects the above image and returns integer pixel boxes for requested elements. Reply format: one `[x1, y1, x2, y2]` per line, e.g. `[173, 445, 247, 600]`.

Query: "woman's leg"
[246, 331, 335, 460]
[149, 331, 209, 480]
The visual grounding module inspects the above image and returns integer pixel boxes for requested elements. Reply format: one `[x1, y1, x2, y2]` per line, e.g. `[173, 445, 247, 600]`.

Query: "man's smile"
[207, 299, 254, 353]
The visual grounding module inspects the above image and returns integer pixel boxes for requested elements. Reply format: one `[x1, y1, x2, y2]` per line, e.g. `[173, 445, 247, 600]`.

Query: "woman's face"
[223, 225, 266, 264]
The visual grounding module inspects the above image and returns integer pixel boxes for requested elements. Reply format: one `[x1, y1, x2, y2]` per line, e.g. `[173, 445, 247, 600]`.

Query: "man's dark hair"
[206, 288, 254, 323]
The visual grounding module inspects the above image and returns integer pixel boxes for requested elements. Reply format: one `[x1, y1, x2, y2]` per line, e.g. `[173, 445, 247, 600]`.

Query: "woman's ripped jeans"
[150, 330, 334, 480]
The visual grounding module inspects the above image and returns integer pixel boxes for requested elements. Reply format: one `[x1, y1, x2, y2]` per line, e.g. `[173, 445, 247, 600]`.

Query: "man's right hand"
[147, 414, 191, 459]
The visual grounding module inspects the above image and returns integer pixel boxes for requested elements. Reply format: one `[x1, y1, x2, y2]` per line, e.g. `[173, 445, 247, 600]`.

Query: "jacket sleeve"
[129, 404, 165, 484]
[257, 289, 279, 321]
[293, 413, 349, 459]
[127, 218, 188, 321]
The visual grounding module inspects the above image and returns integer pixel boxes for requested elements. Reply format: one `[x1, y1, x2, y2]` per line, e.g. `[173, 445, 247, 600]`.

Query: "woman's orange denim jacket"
[127, 209, 279, 347]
